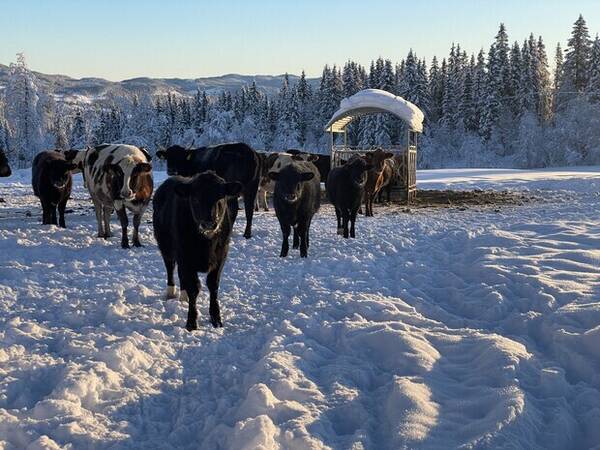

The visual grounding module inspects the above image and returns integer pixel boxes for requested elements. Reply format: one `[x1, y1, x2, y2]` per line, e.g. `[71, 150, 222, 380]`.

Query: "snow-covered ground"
[0, 167, 599, 450]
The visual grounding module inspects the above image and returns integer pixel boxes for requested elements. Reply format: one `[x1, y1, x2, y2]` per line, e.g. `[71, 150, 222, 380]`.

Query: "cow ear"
[156, 150, 166, 160]
[223, 182, 242, 197]
[174, 183, 192, 197]
[66, 163, 78, 172]
[268, 171, 279, 181]
[63, 150, 77, 161]
[300, 172, 314, 181]
[291, 155, 304, 161]
[385, 152, 394, 159]
[138, 163, 152, 173]
[309, 154, 319, 162]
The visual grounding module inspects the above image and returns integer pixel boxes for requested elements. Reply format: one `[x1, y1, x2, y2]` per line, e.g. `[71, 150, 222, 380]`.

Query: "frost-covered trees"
[4, 54, 46, 167]
[1, 15, 599, 169]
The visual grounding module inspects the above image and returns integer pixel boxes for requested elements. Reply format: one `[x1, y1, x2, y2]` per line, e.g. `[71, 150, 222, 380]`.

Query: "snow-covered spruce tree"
[553, 43, 565, 112]
[428, 56, 444, 123]
[480, 44, 501, 140]
[562, 14, 592, 96]
[518, 38, 535, 116]
[534, 36, 552, 122]
[52, 107, 69, 151]
[588, 35, 600, 103]
[509, 42, 523, 116]
[274, 73, 297, 149]
[460, 56, 477, 132]
[192, 90, 209, 136]
[4, 53, 46, 167]
[292, 70, 313, 149]
[69, 108, 88, 148]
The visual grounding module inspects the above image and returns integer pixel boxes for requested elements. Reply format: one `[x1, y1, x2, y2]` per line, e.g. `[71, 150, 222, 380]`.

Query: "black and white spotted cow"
[82, 144, 153, 248]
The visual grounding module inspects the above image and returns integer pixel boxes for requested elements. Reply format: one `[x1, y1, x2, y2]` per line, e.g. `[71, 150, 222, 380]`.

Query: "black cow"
[285, 149, 331, 183]
[0, 149, 11, 177]
[32, 151, 77, 227]
[153, 171, 242, 330]
[326, 156, 373, 238]
[268, 161, 320, 258]
[156, 143, 260, 239]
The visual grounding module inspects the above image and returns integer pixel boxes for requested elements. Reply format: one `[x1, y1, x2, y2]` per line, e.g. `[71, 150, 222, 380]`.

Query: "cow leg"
[163, 257, 177, 299]
[350, 208, 358, 238]
[263, 189, 269, 211]
[178, 266, 200, 331]
[335, 207, 343, 235]
[41, 201, 50, 225]
[254, 190, 259, 212]
[116, 207, 129, 248]
[132, 212, 143, 247]
[51, 205, 58, 226]
[206, 264, 224, 328]
[242, 179, 259, 239]
[280, 223, 291, 257]
[298, 222, 308, 257]
[103, 206, 113, 239]
[92, 200, 104, 237]
[342, 210, 350, 239]
[386, 184, 392, 203]
[58, 196, 68, 228]
[292, 227, 299, 249]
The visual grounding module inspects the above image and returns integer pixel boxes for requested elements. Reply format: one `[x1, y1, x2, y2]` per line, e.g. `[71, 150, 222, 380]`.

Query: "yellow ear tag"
[186, 153, 193, 161]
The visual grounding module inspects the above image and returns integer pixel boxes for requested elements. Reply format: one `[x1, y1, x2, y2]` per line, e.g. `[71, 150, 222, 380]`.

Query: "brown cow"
[362, 149, 393, 216]
[374, 157, 399, 203]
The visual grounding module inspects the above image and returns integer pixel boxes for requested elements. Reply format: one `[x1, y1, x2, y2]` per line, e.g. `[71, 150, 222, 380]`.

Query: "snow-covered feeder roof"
[324, 89, 424, 133]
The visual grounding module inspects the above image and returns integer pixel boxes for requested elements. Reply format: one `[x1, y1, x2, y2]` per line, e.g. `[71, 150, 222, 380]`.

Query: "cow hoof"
[210, 316, 223, 328]
[337, 228, 343, 235]
[179, 290, 189, 303]
[133, 241, 143, 248]
[165, 285, 177, 299]
[121, 242, 130, 249]
[185, 321, 198, 331]
[264, 208, 269, 212]
[243, 232, 252, 239]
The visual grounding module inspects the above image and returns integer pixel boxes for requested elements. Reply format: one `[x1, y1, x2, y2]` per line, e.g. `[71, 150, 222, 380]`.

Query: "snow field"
[0, 167, 599, 449]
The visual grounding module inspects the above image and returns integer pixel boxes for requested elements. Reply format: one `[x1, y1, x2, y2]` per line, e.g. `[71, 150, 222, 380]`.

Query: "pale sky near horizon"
[1, 0, 599, 81]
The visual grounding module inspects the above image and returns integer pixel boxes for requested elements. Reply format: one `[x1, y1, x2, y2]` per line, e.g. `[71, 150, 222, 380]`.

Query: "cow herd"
[0, 144, 403, 330]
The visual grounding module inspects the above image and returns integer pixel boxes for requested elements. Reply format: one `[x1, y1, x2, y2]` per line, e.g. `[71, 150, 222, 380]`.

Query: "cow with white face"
[256, 152, 318, 211]
[82, 144, 153, 248]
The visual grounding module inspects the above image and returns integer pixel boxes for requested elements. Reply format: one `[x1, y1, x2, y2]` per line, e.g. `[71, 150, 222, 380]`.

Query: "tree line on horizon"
[0, 14, 599, 169]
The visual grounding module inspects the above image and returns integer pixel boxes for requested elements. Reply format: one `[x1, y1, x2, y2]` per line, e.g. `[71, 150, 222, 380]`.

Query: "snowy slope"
[0, 168, 599, 449]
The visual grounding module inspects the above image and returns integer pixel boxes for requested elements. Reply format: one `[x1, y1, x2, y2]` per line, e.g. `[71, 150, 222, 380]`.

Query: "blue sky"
[1, 0, 599, 80]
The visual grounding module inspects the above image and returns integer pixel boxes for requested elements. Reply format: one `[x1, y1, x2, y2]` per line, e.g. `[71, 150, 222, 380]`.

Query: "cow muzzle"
[120, 190, 135, 201]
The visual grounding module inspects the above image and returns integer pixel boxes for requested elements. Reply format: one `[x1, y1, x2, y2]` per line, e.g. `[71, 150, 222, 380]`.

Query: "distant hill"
[0, 64, 319, 105]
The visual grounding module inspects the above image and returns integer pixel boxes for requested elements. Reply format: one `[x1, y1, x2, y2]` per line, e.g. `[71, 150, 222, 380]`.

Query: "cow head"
[268, 164, 314, 203]
[156, 145, 194, 176]
[174, 171, 242, 238]
[0, 150, 11, 177]
[48, 159, 77, 189]
[346, 156, 373, 185]
[105, 158, 152, 201]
